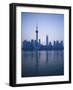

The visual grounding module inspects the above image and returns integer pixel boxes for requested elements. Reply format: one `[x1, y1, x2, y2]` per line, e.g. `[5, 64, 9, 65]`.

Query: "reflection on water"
[22, 50, 64, 77]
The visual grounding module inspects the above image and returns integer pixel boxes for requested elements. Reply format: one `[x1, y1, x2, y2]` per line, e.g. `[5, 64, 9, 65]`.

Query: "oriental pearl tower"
[36, 24, 38, 43]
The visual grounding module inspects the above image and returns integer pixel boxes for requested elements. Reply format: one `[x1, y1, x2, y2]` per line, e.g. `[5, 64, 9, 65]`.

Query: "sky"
[21, 12, 64, 45]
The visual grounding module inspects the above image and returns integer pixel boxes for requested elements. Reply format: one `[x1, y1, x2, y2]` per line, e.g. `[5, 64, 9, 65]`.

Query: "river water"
[22, 50, 64, 77]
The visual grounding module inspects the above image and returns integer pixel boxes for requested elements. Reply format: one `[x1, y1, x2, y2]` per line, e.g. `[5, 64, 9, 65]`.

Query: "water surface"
[22, 50, 64, 77]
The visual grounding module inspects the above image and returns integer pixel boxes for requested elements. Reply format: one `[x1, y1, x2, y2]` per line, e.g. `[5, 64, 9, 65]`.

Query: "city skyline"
[22, 27, 64, 51]
[21, 12, 64, 45]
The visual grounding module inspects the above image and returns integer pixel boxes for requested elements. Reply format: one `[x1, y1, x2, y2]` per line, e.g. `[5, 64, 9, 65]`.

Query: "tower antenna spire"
[36, 24, 38, 43]
[36, 24, 38, 30]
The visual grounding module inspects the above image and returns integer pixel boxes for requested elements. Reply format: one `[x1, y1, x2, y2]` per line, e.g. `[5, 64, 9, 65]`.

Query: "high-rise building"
[46, 35, 48, 46]
[39, 39, 41, 45]
[36, 24, 38, 43]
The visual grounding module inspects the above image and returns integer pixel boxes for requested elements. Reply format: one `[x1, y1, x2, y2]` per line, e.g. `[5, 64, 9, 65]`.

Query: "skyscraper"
[36, 24, 38, 43]
[39, 39, 41, 45]
[46, 35, 48, 46]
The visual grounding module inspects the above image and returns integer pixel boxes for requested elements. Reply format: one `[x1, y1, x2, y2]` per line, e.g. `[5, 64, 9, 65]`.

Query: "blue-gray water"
[22, 50, 64, 77]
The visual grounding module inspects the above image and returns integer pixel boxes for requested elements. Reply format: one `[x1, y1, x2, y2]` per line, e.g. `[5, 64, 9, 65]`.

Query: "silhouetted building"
[46, 35, 48, 46]
[36, 24, 38, 43]
[59, 41, 64, 49]
[49, 42, 52, 50]
[54, 41, 56, 46]
[39, 39, 41, 45]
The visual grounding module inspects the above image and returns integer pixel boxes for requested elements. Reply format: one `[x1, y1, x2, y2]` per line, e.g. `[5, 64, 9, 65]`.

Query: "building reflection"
[22, 50, 64, 77]
[35, 50, 39, 75]
[46, 51, 48, 63]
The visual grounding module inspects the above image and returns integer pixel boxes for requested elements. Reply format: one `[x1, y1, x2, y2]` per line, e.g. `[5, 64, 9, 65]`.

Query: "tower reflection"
[35, 50, 39, 75]
[46, 51, 48, 63]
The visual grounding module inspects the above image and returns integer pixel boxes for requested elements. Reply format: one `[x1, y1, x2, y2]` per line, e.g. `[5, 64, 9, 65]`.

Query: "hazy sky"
[21, 12, 64, 45]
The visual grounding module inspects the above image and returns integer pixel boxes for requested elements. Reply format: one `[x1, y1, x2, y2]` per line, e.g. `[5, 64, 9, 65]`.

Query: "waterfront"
[22, 50, 64, 77]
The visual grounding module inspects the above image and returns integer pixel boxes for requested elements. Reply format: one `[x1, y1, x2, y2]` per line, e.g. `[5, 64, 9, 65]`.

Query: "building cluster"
[22, 25, 64, 51]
